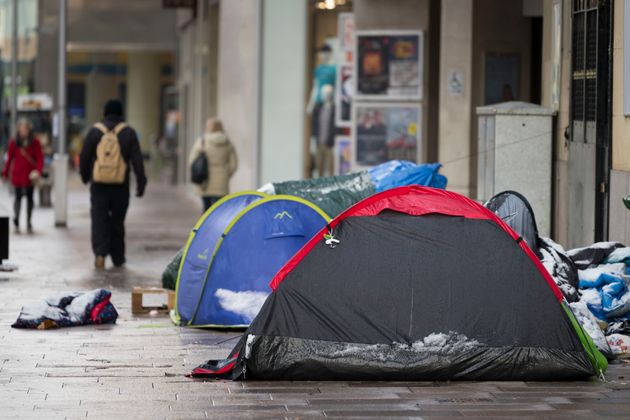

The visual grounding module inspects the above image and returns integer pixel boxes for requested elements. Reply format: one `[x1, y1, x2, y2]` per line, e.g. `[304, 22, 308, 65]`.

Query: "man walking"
[80, 99, 147, 269]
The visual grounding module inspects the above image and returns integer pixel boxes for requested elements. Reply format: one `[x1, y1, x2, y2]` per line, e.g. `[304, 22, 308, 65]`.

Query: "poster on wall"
[336, 13, 354, 127]
[353, 102, 421, 167]
[338, 13, 355, 57]
[334, 136, 352, 175]
[483, 53, 520, 105]
[355, 31, 423, 100]
[336, 65, 354, 126]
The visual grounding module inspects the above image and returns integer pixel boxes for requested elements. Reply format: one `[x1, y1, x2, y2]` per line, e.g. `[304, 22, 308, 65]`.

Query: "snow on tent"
[173, 192, 329, 328]
[192, 186, 607, 380]
[262, 160, 447, 217]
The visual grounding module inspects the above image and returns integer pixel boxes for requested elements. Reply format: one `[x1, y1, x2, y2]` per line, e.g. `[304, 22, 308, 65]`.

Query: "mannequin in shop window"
[306, 44, 337, 177]
[312, 84, 336, 177]
[306, 44, 337, 116]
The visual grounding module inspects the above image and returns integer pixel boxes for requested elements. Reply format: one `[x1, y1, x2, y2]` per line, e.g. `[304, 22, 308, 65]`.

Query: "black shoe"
[112, 257, 126, 268]
[27, 224, 33, 234]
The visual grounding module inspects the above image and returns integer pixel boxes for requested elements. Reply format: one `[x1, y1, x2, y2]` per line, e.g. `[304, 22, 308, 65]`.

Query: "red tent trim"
[269, 186, 564, 301]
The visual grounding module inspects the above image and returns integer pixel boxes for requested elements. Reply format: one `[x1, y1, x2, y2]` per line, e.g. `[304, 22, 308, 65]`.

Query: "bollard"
[0, 216, 8, 265]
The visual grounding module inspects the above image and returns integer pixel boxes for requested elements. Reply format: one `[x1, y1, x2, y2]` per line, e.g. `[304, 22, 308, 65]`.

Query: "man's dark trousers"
[90, 183, 130, 266]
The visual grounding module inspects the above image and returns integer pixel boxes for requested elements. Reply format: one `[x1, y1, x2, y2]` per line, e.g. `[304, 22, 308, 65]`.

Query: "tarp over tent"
[173, 192, 329, 328]
[192, 186, 606, 380]
[267, 161, 447, 217]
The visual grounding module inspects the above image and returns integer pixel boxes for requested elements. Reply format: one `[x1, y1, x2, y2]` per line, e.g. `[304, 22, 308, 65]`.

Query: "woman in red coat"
[1, 119, 44, 233]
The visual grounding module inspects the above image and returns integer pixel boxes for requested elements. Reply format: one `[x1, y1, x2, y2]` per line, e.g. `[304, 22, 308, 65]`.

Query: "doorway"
[567, 0, 613, 247]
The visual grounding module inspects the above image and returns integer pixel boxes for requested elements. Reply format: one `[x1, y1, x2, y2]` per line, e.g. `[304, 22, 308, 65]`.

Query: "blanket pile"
[12, 289, 118, 329]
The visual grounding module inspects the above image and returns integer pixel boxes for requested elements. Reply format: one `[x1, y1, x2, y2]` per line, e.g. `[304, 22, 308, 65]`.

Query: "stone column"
[438, 0, 473, 196]
[85, 66, 118, 126]
[259, 0, 307, 184]
[217, 0, 260, 191]
[126, 52, 161, 152]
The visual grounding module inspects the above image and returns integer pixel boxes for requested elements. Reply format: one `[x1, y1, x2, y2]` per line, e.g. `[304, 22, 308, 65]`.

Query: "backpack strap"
[113, 123, 127, 135]
[93, 122, 108, 134]
[93, 122, 127, 134]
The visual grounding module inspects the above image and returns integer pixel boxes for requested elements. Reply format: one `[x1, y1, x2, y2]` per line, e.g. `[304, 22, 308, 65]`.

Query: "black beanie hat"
[104, 99, 123, 117]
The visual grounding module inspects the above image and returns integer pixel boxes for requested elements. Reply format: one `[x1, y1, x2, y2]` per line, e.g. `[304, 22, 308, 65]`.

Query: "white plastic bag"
[607, 333, 630, 357]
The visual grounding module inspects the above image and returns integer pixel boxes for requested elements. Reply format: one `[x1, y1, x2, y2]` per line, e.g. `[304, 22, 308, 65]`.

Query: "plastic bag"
[607, 333, 630, 357]
[569, 301, 614, 360]
[370, 162, 447, 192]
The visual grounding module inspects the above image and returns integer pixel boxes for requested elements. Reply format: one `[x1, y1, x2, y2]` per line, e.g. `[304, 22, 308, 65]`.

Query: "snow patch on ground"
[215, 289, 269, 322]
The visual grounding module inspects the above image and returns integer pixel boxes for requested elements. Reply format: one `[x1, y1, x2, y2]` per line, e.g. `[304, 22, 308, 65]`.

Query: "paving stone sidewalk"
[1, 177, 630, 419]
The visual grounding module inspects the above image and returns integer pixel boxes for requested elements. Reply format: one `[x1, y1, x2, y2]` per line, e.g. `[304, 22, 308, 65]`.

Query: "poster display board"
[353, 102, 421, 168]
[483, 53, 520, 105]
[355, 31, 423, 101]
[336, 13, 355, 127]
[334, 136, 352, 175]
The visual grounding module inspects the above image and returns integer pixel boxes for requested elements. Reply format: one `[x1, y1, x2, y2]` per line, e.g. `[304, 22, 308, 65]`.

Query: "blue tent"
[173, 192, 329, 328]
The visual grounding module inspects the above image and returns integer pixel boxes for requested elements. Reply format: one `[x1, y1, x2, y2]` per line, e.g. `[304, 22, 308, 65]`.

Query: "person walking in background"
[188, 118, 238, 211]
[1, 119, 43, 233]
[79, 99, 147, 269]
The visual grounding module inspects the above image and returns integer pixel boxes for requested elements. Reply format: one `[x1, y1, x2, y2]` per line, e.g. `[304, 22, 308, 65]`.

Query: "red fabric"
[190, 360, 236, 377]
[1, 138, 44, 188]
[270, 186, 564, 301]
[90, 295, 111, 323]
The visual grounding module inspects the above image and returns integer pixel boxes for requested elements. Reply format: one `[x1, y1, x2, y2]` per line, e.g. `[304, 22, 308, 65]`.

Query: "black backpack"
[190, 139, 209, 185]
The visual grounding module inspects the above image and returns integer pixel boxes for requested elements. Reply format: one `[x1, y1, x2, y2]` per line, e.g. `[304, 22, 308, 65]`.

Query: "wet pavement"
[1, 176, 630, 419]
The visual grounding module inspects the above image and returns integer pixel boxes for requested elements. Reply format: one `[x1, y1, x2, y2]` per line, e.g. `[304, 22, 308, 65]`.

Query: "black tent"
[192, 186, 606, 381]
[485, 190, 541, 257]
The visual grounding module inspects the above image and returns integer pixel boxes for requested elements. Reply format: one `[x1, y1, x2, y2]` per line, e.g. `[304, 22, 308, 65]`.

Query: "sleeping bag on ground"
[12, 289, 118, 329]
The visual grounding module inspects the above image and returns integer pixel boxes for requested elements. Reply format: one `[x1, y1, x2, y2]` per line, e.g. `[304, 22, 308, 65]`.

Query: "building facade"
[1, 0, 625, 249]
[175, 0, 630, 248]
